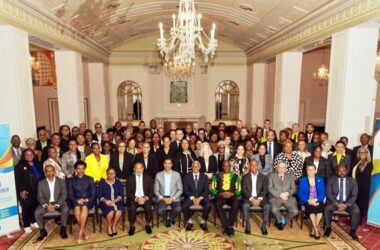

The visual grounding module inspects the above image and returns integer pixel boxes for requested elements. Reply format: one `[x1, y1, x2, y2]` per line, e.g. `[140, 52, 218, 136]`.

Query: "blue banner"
[368, 123, 380, 227]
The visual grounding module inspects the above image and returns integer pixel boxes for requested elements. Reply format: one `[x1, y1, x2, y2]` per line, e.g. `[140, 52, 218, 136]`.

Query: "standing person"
[14, 149, 42, 233]
[36, 128, 51, 152]
[11, 135, 24, 166]
[109, 141, 134, 182]
[274, 142, 304, 180]
[328, 141, 352, 174]
[261, 130, 281, 160]
[126, 162, 154, 235]
[41, 133, 67, 164]
[97, 168, 124, 237]
[154, 157, 183, 227]
[198, 142, 218, 179]
[93, 123, 103, 144]
[210, 161, 241, 237]
[305, 123, 314, 144]
[76, 134, 92, 156]
[298, 164, 325, 239]
[352, 147, 373, 220]
[170, 129, 184, 153]
[84, 143, 109, 183]
[156, 136, 176, 171]
[352, 133, 373, 166]
[136, 142, 159, 179]
[182, 161, 211, 231]
[252, 144, 273, 176]
[241, 160, 270, 235]
[61, 139, 84, 179]
[303, 145, 331, 180]
[230, 144, 249, 177]
[68, 161, 95, 243]
[214, 141, 230, 172]
[296, 141, 311, 162]
[173, 139, 196, 179]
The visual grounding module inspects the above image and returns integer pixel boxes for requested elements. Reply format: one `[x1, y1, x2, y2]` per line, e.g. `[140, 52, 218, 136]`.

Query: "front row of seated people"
[26, 156, 360, 242]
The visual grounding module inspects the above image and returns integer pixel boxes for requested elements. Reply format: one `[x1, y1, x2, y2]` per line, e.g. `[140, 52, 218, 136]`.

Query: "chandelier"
[30, 54, 40, 71]
[375, 51, 380, 83]
[157, 0, 217, 66]
[313, 47, 329, 86]
[164, 57, 195, 81]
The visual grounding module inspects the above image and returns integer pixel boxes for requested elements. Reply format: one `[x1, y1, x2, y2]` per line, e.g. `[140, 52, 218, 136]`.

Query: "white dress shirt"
[249, 173, 258, 200]
[135, 175, 144, 197]
[313, 159, 320, 172]
[47, 177, 56, 203]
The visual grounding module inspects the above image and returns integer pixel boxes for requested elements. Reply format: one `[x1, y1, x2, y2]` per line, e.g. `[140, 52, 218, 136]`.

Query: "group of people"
[12, 119, 373, 242]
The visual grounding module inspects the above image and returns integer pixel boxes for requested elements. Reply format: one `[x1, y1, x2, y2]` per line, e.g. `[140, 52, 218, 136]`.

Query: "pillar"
[88, 63, 108, 128]
[55, 51, 85, 126]
[0, 25, 36, 140]
[273, 52, 303, 132]
[251, 63, 267, 126]
[325, 23, 379, 147]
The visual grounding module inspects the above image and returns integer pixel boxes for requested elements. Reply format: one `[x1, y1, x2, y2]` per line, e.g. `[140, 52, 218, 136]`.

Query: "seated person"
[97, 168, 124, 237]
[154, 157, 183, 227]
[298, 164, 325, 239]
[34, 165, 69, 241]
[324, 164, 360, 240]
[210, 160, 241, 237]
[68, 161, 95, 243]
[242, 159, 270, 235]
[268, 162, 299, 230]
[182, 161, 211, 231]
[126, 162, 154, 236]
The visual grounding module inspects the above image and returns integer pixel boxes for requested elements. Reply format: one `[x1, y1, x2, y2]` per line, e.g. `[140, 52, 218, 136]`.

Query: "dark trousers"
[128, 200, 152, 226]
[182, 198, 211, 222]
[215, 197, 240, 229]
[242, 200, 270, 231]
[324, 202, 360, 231]
[157, 200, 181, 221]
[19, 196, 38, 227]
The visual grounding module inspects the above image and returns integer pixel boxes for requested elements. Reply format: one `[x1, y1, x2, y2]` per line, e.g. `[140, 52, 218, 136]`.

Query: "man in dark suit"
[324, 164, 360, 240]
[213, 141, 230, 172]
[305, 123, 314, 144]
[182, 161, 211, 231]
[352, 133, 373, 166]
[170, 128, 184, 153]
[260, 130, 281, 160]
[92, 123, 103, 143]
[242, 159, 270, 235]
[36, 128, 51, 151]
[126, 162, 154, 235]
[136, 142, 159, 179]
[11, 135, 25, 166]
[34, 165, 69, 240]
[328, 141, 352, 174]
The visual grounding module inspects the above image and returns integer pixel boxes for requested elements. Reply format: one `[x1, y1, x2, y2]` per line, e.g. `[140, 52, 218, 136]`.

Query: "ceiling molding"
[0, 0, 110, 63]
[247, 0, 380, 64]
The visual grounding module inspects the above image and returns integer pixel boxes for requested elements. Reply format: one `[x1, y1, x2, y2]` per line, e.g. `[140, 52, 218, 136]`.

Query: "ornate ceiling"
[23, 0, 332, 51]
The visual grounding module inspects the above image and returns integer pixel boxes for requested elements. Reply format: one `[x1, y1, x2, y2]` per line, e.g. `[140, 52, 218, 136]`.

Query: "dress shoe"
[165, 220, 171, 228]
[324, 227, 332, 237]
[37, 229, 47, 241]
[230, 227, 235, 236]
[261, 227, 268, 235]
[145, 225, 152, 234]
[128, 226, 135, 236]
[244, 228, 251, 234]
[200, 223, 208, 231]
[186, 223, 193, 231]
[60, 227, 68, 239]
[349, 230, 359, 241]
[171, 219, 176, 225]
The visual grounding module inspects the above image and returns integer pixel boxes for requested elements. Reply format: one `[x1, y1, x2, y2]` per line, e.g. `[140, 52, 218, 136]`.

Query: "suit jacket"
[326, 176, 358, 206]
[198, 155, 218, 174]
[61, 151, 85, 178]
[154, 170, 183, 202]
[12, 147, 25, 166]
[213, 152, 230, 172]
[170, 141, 182, 154]
[260, 141, 282, 159]
[37, 177, 68, 207]
[251, 154, 273, 175]
[109, 152, 134, 179]
[92, 133, 102, 143]
[328, 153, 351, 175]
[173, 151, 197, 177]
[36, 139, 51, 151]
[183, 172, 209, 199]
[267, 172, 296, 201]
[156, 147, 177, 171]
[303, 156, 332, 180]
[298, 176, 326, 205]
[126, 174, 154, 205]
[136, 153, 159, 179]
[241, 172, 268, 204]
[352, 144, 373, 166]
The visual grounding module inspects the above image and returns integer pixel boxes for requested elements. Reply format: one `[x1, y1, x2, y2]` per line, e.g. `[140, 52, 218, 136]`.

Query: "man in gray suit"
[154, 157, 183, 227]
[324, 164, 360, 240]
[11, 135, 24, 166]
[35, 165, 69, 240]
[268, 161, 298, 230]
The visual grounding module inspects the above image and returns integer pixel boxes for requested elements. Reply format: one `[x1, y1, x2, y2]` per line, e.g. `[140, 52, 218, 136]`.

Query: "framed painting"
[170, 81, 188, 103]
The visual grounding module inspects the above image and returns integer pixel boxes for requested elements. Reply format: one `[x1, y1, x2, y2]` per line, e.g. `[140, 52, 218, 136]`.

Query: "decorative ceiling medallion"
[237, 3, 256, 13]
[227, 20, 240, 26]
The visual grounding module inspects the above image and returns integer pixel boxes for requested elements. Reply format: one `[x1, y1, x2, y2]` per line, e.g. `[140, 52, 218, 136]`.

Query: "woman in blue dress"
[97, 168, 124, 237]
[68, 160, 95, 243]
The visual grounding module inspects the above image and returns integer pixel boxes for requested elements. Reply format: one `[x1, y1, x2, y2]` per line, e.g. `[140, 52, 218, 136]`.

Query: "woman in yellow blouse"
[85, 143, 109, 183]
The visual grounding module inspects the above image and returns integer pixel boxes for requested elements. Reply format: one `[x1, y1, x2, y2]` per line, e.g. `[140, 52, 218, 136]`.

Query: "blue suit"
[298, 176, 325, 205]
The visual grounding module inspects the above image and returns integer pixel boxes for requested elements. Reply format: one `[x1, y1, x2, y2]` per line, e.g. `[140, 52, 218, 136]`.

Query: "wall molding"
[0, 0, 110, 63]
[247, 0, 380, 63]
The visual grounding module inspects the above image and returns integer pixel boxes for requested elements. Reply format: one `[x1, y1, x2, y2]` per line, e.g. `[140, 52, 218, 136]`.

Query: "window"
[117, 81, 142, 121]
[215, 80, 239, 120]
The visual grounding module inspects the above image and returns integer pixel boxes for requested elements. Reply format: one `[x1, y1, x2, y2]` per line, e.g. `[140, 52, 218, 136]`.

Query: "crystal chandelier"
[164, 57, 196, 81]
[313, 47, 329, 86]
[157, 0, 217, 66]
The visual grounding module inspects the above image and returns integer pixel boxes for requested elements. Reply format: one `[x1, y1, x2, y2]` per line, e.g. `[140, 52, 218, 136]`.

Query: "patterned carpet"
[2, 212, 370, 250]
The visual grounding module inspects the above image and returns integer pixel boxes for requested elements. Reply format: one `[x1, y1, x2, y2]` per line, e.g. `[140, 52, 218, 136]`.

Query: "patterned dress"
[273, 152, 304, 179]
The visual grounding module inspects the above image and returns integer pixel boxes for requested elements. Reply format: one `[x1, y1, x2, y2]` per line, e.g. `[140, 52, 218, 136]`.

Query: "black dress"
[354, 162, 373, 217]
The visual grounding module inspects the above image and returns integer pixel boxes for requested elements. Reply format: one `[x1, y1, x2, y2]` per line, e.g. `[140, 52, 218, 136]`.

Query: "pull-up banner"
[368, 121, 380, 228]
[0, 124, 20, 235]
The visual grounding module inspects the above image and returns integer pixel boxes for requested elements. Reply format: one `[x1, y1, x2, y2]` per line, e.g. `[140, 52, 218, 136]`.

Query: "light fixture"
[157, 0, 218, 66]
[164, 57, 195, 81]
[30, 54, 40, 71]
[375, 51, 380, 83]
[313, 47, 329, 86]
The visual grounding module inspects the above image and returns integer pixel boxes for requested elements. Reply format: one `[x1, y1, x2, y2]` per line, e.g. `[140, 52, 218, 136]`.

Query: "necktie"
[268, 142, 272, 157]
[339, 178, 344, 202]
[16, 149, 21, 159]
[194, 175, 199, 190]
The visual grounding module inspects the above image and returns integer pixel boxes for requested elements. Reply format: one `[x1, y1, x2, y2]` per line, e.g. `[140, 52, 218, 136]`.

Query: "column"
[88, 63, 108, 127]
[249, 63, 267, 126]
[273, 52, 303, 132]
[325, 23, 379, 146]
[55, 51, 85, 126]
[0, 25, 36, 140]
